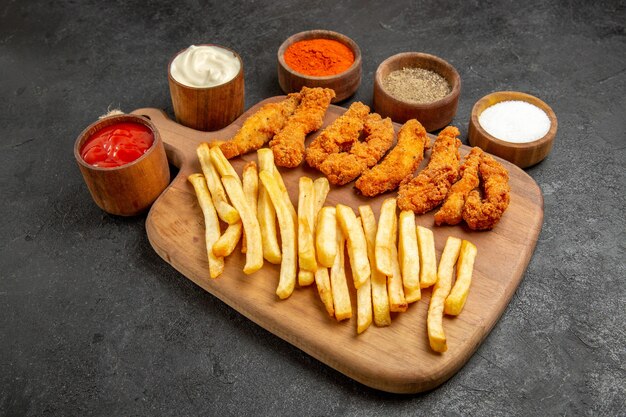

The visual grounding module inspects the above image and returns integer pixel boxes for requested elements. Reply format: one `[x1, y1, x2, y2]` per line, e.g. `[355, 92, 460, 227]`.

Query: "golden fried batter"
[219, 93, 301, 159]
[270, 87, 335, 168]
[355, 119, 429, 197]
[305, 101, 370, 169]
[397, 126, 462, 214]
[462, 153, 510, 230]
[316, 113, 394, 185]
[434, 147, 483, 226]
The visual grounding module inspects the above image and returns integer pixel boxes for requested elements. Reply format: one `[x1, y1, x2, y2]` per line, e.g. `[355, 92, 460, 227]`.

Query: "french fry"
[259, 170, 297, 299]
[359, 205, 391, 327]
[212, 221, 243, 257]
[398, 210, 421, 303]
[196, 143, 240, 224]
[417, 225, 438, 288]
[241, 161, 258, 254]
[336, 204, 370, 289]
[221, 176, 263, 274]
[316, 207, 337, 268]
[330, 222, 352, 321]
[375, 198, 397, 276]
[299, 178, 329, 286]
[209, 146, 241, 185]
[388, 217, 408, 313]
[272, 169, 297, 223]
[256, 149, 281, 264]
[313, 177, 330, 215]
[314, 268, 334, 318]
[242, 161, 258, 210]
[187, 174, 224, 278]
[298, 271, 317, 291]
[298, 177, 317, 280]
[355, 216, 372, 334]
[444, 240, 477, 316]
[427, 236, 462, 353]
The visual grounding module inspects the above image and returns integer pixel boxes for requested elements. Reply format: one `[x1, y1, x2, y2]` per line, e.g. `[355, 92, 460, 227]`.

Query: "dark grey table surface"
[2, 0, 625, 415]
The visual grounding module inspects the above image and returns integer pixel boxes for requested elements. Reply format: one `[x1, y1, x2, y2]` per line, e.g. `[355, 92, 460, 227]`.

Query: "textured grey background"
[1, 0, 625, 415]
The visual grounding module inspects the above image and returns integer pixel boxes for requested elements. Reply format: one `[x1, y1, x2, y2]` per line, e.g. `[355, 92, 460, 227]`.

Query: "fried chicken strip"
[397, 126, 462, 214]
[316, 113, 394, 185]
[219, 93, 301, 159]
[270, 87, 335, 168]
[434, 147, 483, 226]
[305, 101, 370, 169]
[355, 119, 429, 197]
[462, 153, 510, 230]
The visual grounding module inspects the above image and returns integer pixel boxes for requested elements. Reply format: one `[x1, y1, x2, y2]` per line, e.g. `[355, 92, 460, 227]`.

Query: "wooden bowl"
[373, 52, 461, 131]
[168, 44, 245, 131]
[74, 114, 170, 216]
[277, 30, 362, 103]
[468, 91, 558, 168]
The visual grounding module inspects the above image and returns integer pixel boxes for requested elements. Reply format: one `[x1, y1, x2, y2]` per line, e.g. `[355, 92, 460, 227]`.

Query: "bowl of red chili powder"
[278, 29, 362, 102]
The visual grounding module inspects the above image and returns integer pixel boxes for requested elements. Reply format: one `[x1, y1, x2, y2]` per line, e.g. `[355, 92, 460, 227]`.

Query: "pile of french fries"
[188, 144, 477, 353]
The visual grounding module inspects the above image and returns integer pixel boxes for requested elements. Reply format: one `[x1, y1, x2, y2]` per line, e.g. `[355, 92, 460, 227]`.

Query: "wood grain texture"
[74, 114, 170, 216]
[277, 30, 362, 103]
[373, 52, 461, 131]
[168, 45, 245, 131]
[468, 91, 558, 168]
[131, 97, 543, 393]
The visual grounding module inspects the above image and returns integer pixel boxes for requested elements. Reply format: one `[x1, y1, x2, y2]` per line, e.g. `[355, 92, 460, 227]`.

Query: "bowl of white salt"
[469, 91, 558, 168]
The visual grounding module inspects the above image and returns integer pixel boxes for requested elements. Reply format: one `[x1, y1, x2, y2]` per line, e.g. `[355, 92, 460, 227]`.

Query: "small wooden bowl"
[468, 91, 558, 168]
[373, 52, 461, 131]
[168, 45, 245, 131]
[277, 30, 362, 103]
[74, 114, 170, 216]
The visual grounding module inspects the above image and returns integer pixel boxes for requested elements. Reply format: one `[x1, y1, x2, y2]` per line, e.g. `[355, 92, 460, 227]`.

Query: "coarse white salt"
[478, 100, 551, 143]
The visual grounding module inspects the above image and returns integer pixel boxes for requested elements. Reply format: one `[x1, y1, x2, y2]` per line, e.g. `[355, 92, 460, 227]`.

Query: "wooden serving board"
[132, 97, 543, 394]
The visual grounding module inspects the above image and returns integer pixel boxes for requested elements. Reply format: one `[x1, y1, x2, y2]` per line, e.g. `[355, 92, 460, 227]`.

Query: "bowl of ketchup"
[74, 114, 170, 216]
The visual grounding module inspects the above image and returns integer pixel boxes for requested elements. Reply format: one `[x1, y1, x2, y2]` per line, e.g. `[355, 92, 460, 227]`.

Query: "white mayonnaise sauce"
[170, 45, 240, 88]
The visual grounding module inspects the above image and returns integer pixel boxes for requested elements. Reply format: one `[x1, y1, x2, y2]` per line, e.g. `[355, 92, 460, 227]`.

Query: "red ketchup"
[81, 122, 154, 168]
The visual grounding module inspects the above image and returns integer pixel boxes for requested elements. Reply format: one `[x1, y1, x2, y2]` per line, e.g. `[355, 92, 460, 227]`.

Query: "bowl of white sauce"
[168, 44, 244, 131]
[469, 91, 557, 168]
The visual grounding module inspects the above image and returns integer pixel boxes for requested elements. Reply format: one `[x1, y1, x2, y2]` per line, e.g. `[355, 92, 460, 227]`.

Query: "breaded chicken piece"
[355, 119, 429, 197]
[305, 101, 370, 169]
[220, 93, 301, 159]
[434, 147, 483, 226]
[270, 87, 335, 168]
[462, 153, 510, 230]
[397, 126, 462, 214]
[317, 113, 394, 185]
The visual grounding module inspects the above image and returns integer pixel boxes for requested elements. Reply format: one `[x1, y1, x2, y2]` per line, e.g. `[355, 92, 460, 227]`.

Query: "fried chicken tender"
[355, 119, 429, 197]
[434, 147, 483, 226]
[219, 93, 301, 159]
[270, 87, 335, 168]
[462, 153, 510, 230]
[305, 101, 370, 169]
[397, 126, 462, 214]
[315, 114, 394, 185]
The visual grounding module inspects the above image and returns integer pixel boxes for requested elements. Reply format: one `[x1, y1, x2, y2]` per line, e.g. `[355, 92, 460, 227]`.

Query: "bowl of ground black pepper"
[277, 29, 362, 102]
[373, 52, 461, 131]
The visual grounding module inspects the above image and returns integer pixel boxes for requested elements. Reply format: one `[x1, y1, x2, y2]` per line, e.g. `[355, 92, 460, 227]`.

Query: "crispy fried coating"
[397, 126, 462, 214]
[270, 87, 335, 168]
[355, 119, 429, 197]
[434, 147, 483, 226]
[305, 101, 370, 169]
[316, 113, 394, 185]
[219, 93, 301, 159]
[462, 153, 510, 230]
